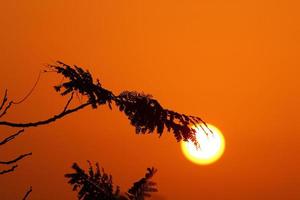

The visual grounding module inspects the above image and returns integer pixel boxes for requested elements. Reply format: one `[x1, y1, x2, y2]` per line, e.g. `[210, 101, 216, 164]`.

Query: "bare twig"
[0, 101, 13, 118]
[63, 92, 74, 112]
[22, 186, 32, 200]
[0, 165, 18, 175]
[0, 152, 32, 165]
[0, 89, 8, 111]
[0, 71, 41, 119]
[0, 129, 25, 146]
[0, 102, 90, 128]
[13, 70, 41, 105]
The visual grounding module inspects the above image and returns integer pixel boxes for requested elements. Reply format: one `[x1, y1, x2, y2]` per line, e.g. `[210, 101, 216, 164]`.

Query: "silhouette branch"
[0, 71, 42, 119]
[0, 165, 18, 175]
[0, 95, 13, 118]
[127, 167, 158, 200]
[65, 162, 157, 200]
[65, 161, 121, 200]
[0, 128, 31, 176]
[63, 92, 74, 112]
[0, 152, 32, 165]
[0, 61, 209, 145]
[0, 102, 90, 128]
[22, 186, 32, 200]
[0, 61, 210, 199]
[0, 129, 25, 146]
[0, 89, 8, 111]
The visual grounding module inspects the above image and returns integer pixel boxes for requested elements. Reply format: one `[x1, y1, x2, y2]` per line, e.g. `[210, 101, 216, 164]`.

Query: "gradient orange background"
[0, 1, 299, 199]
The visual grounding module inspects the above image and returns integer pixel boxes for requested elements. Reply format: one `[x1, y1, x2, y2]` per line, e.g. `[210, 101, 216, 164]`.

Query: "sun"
[181, 124, 225, 165]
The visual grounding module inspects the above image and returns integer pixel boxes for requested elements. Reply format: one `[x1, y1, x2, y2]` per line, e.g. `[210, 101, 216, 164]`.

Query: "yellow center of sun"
[181, 124, 225, 165]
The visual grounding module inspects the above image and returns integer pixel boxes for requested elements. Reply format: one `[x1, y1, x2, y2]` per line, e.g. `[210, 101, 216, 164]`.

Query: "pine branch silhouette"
[51, 61, 114, 109]
[65, 162, 157, 200]
[51, 62, 209, 145]
[0, 61, 210, 145]
[65, 162, 121, 200]
[126, 167, 157, 200]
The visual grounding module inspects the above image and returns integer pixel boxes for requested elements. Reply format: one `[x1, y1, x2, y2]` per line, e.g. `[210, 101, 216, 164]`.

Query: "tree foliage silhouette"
[0, 61, 209, 199]
[0, 61, 210, 145]
[126, 167, 157, 200]
[65, 162, 121, 200]
[51, 61, 210, 145]
[65, 162, 157, 200]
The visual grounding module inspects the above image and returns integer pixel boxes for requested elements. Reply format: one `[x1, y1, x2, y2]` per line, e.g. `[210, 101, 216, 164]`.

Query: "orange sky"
[0, 1, 299, 199]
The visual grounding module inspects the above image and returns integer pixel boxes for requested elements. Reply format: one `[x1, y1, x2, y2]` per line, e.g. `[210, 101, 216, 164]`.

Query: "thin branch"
[13, 70, 42, 105]
[0, 89, 13, 118]
[0, 71, 41, 118]
[63, 92, 74, 112]
[0, 101, 12, 118]
[0, 152, 32, 165]
[22, 186, 32, 200]
[0, 102, 90, 128]
[0, 89, 8, 111]
[0, 165, 18, 175]
[0, 129, 25, 146]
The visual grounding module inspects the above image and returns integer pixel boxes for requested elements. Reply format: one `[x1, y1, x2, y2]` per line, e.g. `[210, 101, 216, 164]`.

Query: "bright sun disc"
[181, 124, 225, 165]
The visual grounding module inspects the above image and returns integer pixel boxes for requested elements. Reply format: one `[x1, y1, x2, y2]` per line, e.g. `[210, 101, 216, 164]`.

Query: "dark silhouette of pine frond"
[126, 167, 157, 200]
[49, 62, 210, 145]
[65, 163, 157, 200]
[50, 61, 114, 109]
[65, 162, 121, 200]
[115, 91, 206, 146]
[1, 62, 211, 146]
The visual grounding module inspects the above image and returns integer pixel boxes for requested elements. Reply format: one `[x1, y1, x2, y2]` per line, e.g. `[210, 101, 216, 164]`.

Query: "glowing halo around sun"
[181, 124, 225, 165]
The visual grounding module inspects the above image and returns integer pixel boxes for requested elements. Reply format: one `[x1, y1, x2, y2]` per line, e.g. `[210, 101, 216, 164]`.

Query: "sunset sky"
[0, 1, 299, 199]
